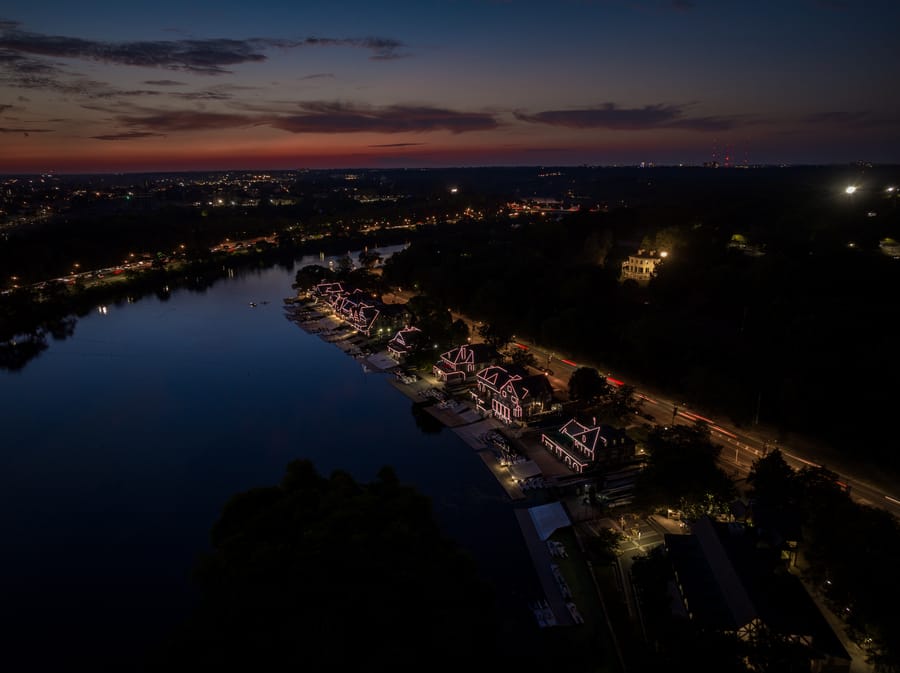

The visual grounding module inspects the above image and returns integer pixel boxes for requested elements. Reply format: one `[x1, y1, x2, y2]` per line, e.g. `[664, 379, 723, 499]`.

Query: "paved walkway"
[514, 508, 573, 627]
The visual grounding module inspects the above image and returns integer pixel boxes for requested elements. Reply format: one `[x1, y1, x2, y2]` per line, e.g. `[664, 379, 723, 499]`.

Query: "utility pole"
[753, 391, 761, 426]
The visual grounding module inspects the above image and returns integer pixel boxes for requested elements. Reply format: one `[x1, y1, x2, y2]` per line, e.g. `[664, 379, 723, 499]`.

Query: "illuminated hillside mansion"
[620, 249, 667, 283]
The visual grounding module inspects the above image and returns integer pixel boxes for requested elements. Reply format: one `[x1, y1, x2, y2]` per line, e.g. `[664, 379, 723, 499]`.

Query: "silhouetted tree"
[152, 459, 500, 672]
[568, 366, 609, 402]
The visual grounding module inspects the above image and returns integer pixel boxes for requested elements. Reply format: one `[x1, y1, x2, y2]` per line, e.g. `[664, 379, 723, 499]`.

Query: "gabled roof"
[389, 325, 422, 348]
[441, 343, 498, 366]
[560, 418, 602, 453]
[691, 516, 758, 630]
[668, 516, 850, 660]
[467, 343, 499, 362]
[508, 374, 553, 401]
[314, 281, 345, 296]
[357, 304, 380, 330]
[476, 364, 519, 391]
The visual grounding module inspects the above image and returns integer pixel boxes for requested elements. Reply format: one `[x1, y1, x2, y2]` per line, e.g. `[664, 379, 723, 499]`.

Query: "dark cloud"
[273, 37, 406, 60]
[0, 103, 12, 113]
[368, 142, 425, 147]
[116, 110, 261, 132]
[515, 103, 740, 131]
[271, 102, 498, 134]
[0, 22, 407, 76]
[91, 131, 165, 140]
[106, 101, 495, 136]
[143, 79, 185, 86]
[171, 90, 233, 101]
[0, 126, 53, 133]
[298, 73, 335, 81]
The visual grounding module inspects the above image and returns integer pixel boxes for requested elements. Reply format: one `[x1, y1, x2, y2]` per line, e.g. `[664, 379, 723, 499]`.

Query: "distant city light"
[659, 251, 668, 258]
[845, 185, 857, 195]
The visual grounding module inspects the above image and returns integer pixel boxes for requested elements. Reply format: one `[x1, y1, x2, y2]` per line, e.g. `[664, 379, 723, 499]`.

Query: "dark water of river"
[0, 255, 542, 671]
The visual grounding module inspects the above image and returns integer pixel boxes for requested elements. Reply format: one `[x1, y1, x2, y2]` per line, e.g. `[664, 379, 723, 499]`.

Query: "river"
[0, 249, 542, 671]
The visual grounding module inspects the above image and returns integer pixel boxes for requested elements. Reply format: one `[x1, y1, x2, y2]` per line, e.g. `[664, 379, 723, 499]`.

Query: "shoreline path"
[284, 296, 592, 633]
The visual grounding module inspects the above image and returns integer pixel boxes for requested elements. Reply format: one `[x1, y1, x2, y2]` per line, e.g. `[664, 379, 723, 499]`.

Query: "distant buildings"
[311, 281, 407, 337]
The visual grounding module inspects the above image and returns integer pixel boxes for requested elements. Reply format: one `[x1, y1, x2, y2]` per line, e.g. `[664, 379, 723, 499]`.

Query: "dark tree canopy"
[152, 460, 500, 672]
[568, 366, 609, 402]
[634, 423, 735, 517]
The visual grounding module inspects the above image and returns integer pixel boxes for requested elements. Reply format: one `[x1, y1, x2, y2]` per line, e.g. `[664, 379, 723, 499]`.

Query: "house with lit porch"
[387, 326, 423, 361]
[471, 364, 555, 425]
[540, 417, 635, 473]
[432, 343, 498, 384]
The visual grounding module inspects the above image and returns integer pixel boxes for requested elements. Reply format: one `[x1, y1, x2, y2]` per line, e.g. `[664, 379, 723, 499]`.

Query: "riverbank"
[282, 293, 638, 664]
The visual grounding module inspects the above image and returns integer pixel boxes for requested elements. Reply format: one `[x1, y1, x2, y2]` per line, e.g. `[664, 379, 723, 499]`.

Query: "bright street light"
[845, 185, 857, 195]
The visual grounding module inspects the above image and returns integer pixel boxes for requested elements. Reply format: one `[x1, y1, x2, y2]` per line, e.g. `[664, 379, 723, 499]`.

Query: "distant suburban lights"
[450, 187, 458, 194]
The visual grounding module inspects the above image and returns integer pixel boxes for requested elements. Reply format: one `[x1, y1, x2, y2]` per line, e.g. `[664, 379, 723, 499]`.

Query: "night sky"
[2, 0, 899, 173]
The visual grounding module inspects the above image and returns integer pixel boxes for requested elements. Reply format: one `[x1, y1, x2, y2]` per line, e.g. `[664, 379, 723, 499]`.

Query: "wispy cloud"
[271, 102, 499, 134]
[0, 126, 53, 133]
[368, 142, 425, 147]
[107, 101, 497, 136]
[298, 73, 335, 81]
[171, 90, 234, 101]
[0, 20, 407, 76]
[91, 131, 165, 140]
[803, 110, 900, 129]
[115, 110, 261, 132]
[143, 79, 186, 86]
[515, 103, 741, 131]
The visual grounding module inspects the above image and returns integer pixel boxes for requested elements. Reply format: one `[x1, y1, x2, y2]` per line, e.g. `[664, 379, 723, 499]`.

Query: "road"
[509, 337, 900, 521]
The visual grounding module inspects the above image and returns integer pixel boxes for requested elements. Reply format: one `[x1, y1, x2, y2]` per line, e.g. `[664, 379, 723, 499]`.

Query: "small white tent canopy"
[528, 501, 572, 541]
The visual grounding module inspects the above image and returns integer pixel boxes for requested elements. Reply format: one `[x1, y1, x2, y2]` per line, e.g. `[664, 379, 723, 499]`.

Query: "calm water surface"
[0, 258, 541, 671]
